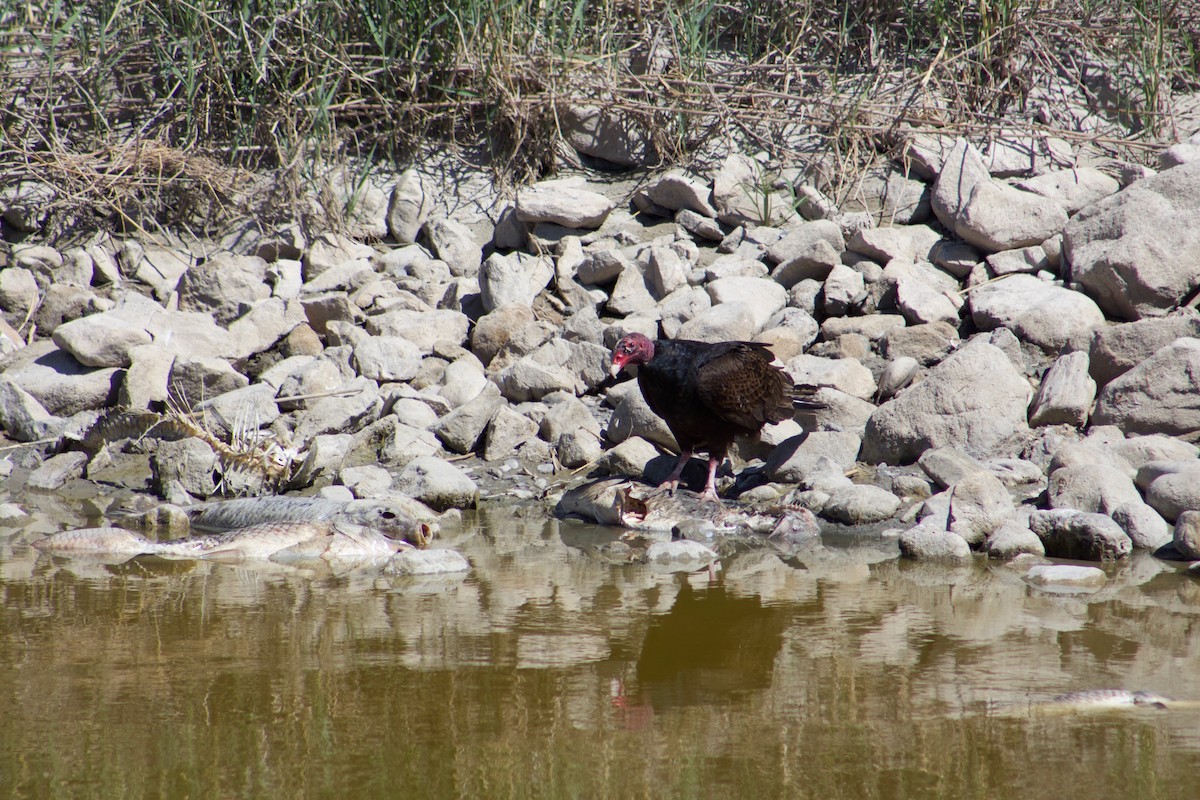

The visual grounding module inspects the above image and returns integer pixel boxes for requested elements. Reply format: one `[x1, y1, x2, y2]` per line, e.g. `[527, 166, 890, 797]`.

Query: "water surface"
[2, 502, 1200, 799]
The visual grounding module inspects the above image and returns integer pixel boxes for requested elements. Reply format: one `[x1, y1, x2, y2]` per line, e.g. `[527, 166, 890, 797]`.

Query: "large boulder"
[932, 139, 1068, 252]
[1092, 338, 1200, 437]
[1064, 160, 1200, 320]
[861, 336, 1033, 464]
[968, 274, 1104, 352]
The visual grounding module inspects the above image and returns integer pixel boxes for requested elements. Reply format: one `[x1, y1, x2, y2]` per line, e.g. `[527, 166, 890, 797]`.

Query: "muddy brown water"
[2, 488, 1200, 799]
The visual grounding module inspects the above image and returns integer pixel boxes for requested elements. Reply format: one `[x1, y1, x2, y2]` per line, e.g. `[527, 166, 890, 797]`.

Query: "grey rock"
[438, 357, 488, 408]
[1143, 461, 1200, 522]
[300, 292, 363, 337]
[0, 376, 58, 442]
[483, 405, 539, 461]
[918, 445, 990, 489]
[1174, 510, 1200, 559]
[707, 277, 787, 330]
[1029, 509, 1132, 561]
[947, 471, 1014, 544]
[822, 264, 865, 317]
[471, 305, 537, 366]
[595, 436, 661, 478]
[118, 344, 173, 410]
[123, 240, 192, 297]
[51, 312, 152, 368]
[1092, 338, 1200, 437]
[895, 277, 959, 326]
[676, 208, 725, 242]
[862, 337, 1032, 464]
[1048, 463, 1142, 514]
[985, 246, 1049, 276]
[766, 220, 846, 286]
[177, 251, 271, 326]
[711, 153, 765, 226]
[1111, 501, 1172, 550]
[303, 232, 375, 282]
[432, 382, 503, 454]
[929, 239, 983, 279]
[0, 268, 38, 314]
[821, 314, 907, 343]
[607, 385, 678, 451]
[516, 178, 617, 229]
[880, 321, 959, 365]
[338, 464, 393, 498]
[933, 138, 1068, 252]
[366, 309, 470, 354]
[557, 428, 604, 468]
[1111, 435, 1199, 473]
[848, 225, 941, 265]
[291, 378, 380, 442]
[167, 354, 250, 407]
[1087, 314, 1200, 386]
[645, 172, 717, 217]
[424, 217, 483, 278]
[394, 456, 478, 510]
[875, 356, 921, 402]
[643, 245, 690, 298]
[479, 252, 554, 312]
[1015, 167, 1119, 214]
[227, 297, 306, 360]
[576, 248, 631, 284]
[898, 524, 972, 560]
[836, 165, 932, 225]
[985, 522, 1045, 559]
[1064, 160, 1200, 319]
[660, 286, 712, 339]
[606, 267, 659, 317]
[969, 274, 1104, 352]
[379, 420, 442, 466]
[677, 302, 760, 342]
[1029, 351, 1096, 427]
[386, 169, 430, 243]
[764, 430, 862, 482]
[786, 354, 876, 400]
[822, 484, 901, 524]
[152, 437, 218, 498]
[492, 204, 527, 251]
[3, 342, 120, 416]
[26, 452, 87, 490]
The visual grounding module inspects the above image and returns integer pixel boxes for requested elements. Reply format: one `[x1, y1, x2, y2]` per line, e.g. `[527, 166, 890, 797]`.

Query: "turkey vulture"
[610, 333, 824, 500]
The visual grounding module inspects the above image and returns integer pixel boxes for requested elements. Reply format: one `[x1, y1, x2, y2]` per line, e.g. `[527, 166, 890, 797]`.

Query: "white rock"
[1029, 351, 1096, 427]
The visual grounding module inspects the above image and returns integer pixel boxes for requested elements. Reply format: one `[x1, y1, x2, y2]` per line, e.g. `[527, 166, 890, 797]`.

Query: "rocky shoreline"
[4, 129, 1200, 582]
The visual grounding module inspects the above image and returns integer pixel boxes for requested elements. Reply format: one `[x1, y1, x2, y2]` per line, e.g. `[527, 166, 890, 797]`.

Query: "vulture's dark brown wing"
[693, 343, 795, 430]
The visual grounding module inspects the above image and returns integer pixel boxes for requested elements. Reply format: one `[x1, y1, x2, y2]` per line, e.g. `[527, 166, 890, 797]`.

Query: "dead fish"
[182, 496, 432, 546]
[556, 477, 774, 533]
[35, 522, 412, 562]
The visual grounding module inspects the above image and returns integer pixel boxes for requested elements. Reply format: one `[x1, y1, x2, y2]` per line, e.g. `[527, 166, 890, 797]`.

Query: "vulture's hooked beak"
[609, 358, 625, 378]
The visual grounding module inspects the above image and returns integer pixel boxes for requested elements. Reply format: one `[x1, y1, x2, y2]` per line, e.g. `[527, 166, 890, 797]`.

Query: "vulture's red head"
[610, 333, 655, 377]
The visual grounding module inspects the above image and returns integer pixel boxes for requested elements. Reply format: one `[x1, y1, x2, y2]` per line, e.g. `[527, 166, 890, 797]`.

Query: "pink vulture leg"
[700, 455, 722, 502]
[657, 450, 692, 493]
